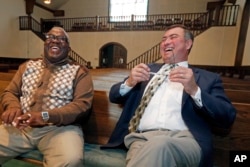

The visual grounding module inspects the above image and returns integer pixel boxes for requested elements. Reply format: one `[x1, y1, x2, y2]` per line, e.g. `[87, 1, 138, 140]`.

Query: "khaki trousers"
[0, 125, 84, 167]
[124, 130, 201, 167]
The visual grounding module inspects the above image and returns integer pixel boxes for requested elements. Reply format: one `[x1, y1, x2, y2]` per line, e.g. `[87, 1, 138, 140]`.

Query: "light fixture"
[44, 0, 51, 4]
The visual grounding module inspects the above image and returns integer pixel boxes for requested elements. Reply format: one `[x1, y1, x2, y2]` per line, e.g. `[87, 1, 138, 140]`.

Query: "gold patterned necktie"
[128, 64, 175, 133]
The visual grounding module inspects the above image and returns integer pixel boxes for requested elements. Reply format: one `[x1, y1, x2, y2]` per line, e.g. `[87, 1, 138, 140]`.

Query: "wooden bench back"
[82, 90, 123, 145]
[1, 69, 250, 167]
[83, 68, 129, 145]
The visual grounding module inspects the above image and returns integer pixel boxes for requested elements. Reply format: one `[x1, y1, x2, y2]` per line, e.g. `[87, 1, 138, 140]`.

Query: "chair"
[86, 22, 94, 30]
[165, 18, 173, 27]
[193, 19, 203, 30]
[154, 19, 165, 29]
[173, 18, 183, 24]
[155, 19, 164, 26]
[184, 19, 192, 28]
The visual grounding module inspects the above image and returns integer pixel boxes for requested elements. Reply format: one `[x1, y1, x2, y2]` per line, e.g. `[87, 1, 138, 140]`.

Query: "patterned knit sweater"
[1, 58, 94, 125]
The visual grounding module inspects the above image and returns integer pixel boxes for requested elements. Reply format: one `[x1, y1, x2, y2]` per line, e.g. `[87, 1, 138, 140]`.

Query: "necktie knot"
[158, 64, 176, 76]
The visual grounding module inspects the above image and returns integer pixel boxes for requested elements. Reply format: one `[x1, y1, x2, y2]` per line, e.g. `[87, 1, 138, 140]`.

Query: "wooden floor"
[90, 68, 130, 91]
[0, 68, 249, 167]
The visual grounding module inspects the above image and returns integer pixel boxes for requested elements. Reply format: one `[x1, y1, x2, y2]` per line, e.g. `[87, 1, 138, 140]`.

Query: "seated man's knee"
[63, 152, 83, 167]
[150, 136, 175, 149]
[45, 153, 83, 167]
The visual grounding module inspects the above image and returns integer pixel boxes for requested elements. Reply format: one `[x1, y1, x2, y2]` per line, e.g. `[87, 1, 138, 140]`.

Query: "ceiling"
[35, 0, 69, 10]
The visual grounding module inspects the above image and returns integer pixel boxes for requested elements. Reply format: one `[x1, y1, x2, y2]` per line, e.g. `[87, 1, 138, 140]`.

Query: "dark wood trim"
[35, 2, 54, 13]
[25, 0, 64, 16]
[35, 2, 65, 17]
[235, 0, 249, 66]
[228, 0, 237, 4]
[25, 0, 35, 15]
[206, 0, 225, 10]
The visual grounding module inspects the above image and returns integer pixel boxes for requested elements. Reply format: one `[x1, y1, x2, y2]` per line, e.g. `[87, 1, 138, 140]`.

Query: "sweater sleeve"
[0, 62, 27, 111]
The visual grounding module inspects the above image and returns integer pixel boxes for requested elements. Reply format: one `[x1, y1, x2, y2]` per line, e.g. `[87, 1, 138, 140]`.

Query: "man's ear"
[185, 39, 193, 50]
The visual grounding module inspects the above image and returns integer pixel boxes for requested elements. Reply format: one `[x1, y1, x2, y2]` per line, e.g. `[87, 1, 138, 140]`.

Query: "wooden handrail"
[18, 4, 239, 69]
[69, 50, 88, 66]
[20, 5, 239, 33]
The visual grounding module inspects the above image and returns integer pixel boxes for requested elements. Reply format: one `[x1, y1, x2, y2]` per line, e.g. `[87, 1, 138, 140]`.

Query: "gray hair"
[165, 24, 194, 53]
[49, 26, 70, 44]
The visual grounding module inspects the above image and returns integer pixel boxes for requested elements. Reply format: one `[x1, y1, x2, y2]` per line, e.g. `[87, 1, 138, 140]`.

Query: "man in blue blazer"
[103, 24, 236, 167]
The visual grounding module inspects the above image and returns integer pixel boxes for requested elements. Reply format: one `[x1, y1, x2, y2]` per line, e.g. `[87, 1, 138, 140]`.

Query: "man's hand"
[12, 112, 47, 130]
[1, 108, 22, 126]
[126, 63, 150, 87]
[169, 66, 198, 96]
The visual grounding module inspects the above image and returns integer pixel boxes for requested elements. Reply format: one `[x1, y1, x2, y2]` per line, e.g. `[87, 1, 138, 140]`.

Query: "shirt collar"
[176, 61, 188, 67]
[161, 61, 188, 70]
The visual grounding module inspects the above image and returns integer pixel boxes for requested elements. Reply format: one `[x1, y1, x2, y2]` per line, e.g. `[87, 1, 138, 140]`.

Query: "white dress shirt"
[120, 62, 203, 131]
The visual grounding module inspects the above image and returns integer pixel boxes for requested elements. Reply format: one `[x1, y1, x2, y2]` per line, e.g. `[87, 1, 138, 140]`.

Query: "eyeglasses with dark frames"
[45, 34, 68, 43]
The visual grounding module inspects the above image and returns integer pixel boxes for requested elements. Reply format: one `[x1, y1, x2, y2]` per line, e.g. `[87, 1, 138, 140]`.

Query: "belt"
[136, 128, 170, 133]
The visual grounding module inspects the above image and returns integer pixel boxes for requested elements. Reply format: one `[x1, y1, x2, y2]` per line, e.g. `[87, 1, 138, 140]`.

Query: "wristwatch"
[41, 111, 50, 123]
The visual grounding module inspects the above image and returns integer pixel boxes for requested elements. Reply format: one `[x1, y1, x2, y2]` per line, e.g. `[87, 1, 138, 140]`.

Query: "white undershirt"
[120, 62, 203, 131]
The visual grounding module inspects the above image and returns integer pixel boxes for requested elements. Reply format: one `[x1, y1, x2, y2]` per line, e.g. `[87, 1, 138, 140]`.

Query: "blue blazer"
[102, 63, 236, 167]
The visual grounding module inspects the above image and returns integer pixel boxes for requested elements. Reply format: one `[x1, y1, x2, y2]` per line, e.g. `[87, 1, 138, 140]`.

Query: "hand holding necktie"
[128, 63, 176, 133]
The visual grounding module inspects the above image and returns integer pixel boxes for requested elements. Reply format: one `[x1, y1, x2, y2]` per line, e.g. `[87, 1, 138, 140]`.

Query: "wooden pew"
[84, 68, 130, 144]
[213, 103, 250, 167]
[90, 70, 250, 167]
[0, 72, 15, 81]
[221, 76, 250, 103]
[0, 81, 11, 94]
[223, 83, 250, 90]
[222, 76, 250, 84]
[225, 90, 250, 104]
[82, 90, 124, 144]
[0, 69, 249, 167]
[0, 64, 9, 72]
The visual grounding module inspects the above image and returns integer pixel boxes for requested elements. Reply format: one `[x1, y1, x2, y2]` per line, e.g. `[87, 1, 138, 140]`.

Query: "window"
[109, 0, 149, 22]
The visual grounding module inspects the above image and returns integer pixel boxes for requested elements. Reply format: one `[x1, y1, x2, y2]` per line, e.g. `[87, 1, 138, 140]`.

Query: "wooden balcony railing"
[19, 5, 239, 68]
[36, 12, 210, 33]
[20, 5, 238, 33]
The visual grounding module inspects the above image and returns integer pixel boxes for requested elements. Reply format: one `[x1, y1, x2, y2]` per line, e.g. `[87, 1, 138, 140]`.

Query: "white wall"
[0, 1, 49, 59]
[148, 0, 219, 14]
[189, 27, 239, 66]
[60, 0, 109, 17]
[0, 0, 26, 58]
[0, 0, 249, 68]
[69, 31, 163, 67]
[59, 0, 219, 17]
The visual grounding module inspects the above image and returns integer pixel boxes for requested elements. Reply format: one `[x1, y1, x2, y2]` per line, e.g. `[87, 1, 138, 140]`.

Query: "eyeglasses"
[45, 34, 68, 43]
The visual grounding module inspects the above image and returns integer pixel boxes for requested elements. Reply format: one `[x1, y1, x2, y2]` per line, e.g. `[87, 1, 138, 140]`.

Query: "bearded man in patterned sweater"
[0, 27, 93, 167]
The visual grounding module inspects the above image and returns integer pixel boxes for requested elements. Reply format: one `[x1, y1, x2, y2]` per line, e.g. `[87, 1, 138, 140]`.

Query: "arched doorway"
[99, 43, 127, 68]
